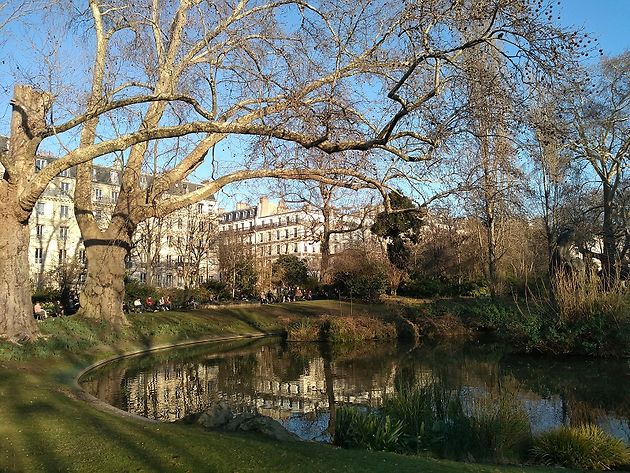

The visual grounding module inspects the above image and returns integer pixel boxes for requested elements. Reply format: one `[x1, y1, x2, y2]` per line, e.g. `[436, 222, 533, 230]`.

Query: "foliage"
[399, 277, 490, 299]
[272, 255, 310, 289]
[124, 277, 157, 302]
[202, 279, 231, 300]
[531, 425, 630, 470]
[371, 192, 425, 273]
[330, 250, 389, 302]
[31, 285, 61, 303]
[170, 287, 215, 308]
[334, 406, 405, 452]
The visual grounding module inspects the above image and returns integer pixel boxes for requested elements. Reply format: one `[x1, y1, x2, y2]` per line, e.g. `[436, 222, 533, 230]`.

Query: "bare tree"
[217, 229, 256, 299]
[0, 0, 584, 339]
[132, 216, 165, 287]
[171, 207, 218, 289]
[562, 52, 630, 285]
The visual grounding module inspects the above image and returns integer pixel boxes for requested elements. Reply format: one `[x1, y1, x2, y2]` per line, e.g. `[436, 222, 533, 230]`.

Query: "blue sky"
[560, 0, 630, 55]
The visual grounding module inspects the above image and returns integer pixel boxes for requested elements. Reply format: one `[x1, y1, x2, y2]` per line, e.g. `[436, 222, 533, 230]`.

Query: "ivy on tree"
[371, 192, 426, 271]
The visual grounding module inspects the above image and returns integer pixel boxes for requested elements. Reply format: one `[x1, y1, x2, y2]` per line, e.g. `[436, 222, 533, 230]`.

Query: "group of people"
[129, 295, 171, 313]
[33, 296, 79, 320]
[260, 286, 312, 304]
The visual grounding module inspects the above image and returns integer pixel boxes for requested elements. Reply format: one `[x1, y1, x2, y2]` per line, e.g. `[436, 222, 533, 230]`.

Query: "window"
[60, 205, 69, 218]
[140, 273, 146, 283]
[267, 246, 271, 255]
[34, 248, 43, 264]
[294, 227, 298, 237]
[110, 171, 119, 185]
[177, 255, 184, 263]
[197, 203, 204, 213]
[285, 229, 289, 238]
[111, 190, 119, 202]
[294, 243, 298, 253]
[167, 236, 173, 246]
[58, 249, 67, 263]
[177, 219, 182, 229]
[167, 255, 172, 265]
[92, 168, 98, 181]
[35, 159, 46, 171]
[94, 210, 102, 220]
[94, 188, 102, 201]
[267, 231, 271, 242]
[59, 169, 69, 177]
[36, 224, 43, 238]
[259, 234, 263, 242]
[36, 203, 46, 216]
[249, 222, 253, 229]
[60, 181, 71, 195]
[199, 222, 205, 231]
[59, 226, 69, 241]
[276, 245, 280, 255]
[284, 244, 288, 254]
[276, 230, 280, 240]
[79, 250, 86, 264]
[166, 274, 173, 286]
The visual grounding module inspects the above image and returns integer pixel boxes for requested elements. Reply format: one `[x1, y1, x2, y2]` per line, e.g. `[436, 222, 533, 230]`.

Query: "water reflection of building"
[82, 343, 630, 444]
[99, 348, 403, 423]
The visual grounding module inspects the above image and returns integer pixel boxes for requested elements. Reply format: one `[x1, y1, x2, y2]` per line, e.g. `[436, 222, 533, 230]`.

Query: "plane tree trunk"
[0, 85, 50, 341]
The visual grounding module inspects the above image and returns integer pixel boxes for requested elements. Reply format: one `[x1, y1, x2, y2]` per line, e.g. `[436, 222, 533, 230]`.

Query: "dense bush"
[399, 277, 491, 298]
[531, 425, 630, 470]
[124, 278, 157, 302]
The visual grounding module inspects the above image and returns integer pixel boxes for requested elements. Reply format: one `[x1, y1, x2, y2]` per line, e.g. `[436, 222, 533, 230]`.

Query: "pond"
[80, 337, 630, 443]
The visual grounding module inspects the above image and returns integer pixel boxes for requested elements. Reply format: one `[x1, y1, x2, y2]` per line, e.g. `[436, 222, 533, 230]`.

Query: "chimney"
[259, 196, 271, 217]
[236, 201, 249, 210]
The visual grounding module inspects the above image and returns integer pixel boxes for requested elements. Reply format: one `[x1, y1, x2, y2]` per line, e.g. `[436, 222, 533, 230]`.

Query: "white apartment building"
[24, 156, 217, 290]
[218, 196, 377, 289]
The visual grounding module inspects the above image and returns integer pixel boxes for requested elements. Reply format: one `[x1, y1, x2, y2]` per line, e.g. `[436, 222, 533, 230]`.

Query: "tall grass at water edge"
[513, 272, 630, 356]
[334, 379, 532, 464]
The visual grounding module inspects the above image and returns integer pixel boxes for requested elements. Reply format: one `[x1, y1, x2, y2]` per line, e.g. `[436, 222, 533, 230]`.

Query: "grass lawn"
[0, 301, 569, 472]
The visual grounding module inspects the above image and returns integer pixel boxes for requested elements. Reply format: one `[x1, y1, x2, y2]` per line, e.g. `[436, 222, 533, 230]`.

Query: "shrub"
[286, 319, 322, 341]
[124, 278, 157, 302]
[531, 425, 630, 470]
[323, 316, 397, 344]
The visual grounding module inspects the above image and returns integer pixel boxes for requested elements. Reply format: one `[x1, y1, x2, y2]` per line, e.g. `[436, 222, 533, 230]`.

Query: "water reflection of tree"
[82, 338, 628, 441]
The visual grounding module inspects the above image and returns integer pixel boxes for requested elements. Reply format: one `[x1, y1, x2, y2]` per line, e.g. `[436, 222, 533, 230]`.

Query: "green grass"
[0, 301, 576, 472]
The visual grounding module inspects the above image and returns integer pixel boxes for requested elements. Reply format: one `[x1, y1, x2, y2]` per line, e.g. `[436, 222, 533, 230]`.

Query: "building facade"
[25, 156, 217, 290]
[218, 196, 377, 291]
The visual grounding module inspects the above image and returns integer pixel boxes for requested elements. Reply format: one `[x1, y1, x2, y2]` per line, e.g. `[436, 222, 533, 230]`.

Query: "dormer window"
[35, 159, 46, 171]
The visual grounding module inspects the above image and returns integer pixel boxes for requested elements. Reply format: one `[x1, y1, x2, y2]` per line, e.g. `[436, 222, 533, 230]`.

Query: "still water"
[80, 337, 630, 443]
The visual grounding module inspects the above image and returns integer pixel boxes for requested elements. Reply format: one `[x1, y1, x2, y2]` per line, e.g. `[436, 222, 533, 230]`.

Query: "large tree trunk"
[0, 85, 50, 341]
[0, 201, 39, 341]
[78, 240, 128, 325]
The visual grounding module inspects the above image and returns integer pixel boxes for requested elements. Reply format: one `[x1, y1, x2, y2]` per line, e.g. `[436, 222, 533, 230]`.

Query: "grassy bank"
[0, 301, 571, 473]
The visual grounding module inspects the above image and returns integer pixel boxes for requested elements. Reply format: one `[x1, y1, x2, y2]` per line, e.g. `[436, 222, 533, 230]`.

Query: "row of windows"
[33, 248, 86, 265]
[36, 203, 71, 218]
[257, 243, 318, 256]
